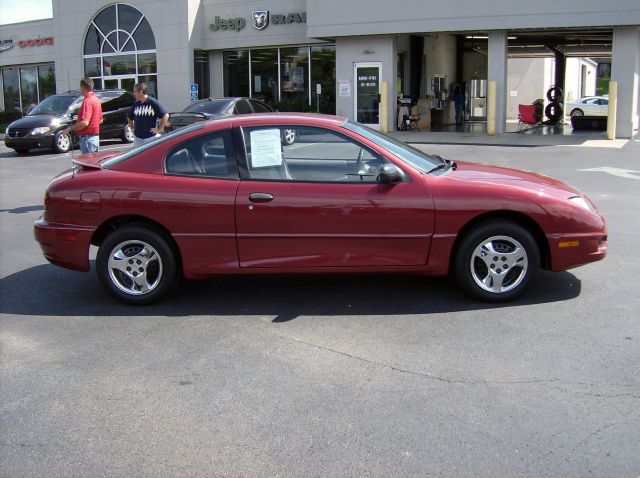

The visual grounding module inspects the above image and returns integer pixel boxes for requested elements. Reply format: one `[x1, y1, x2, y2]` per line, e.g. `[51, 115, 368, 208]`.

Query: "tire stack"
[544, 86, 564, 124]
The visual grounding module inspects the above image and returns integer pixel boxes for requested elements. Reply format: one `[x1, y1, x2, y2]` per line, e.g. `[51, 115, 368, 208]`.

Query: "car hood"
[8, 114, 67, 129]
[449, 160, 581, 198]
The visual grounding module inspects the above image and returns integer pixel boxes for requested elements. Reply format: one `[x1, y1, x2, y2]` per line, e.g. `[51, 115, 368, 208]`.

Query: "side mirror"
[378, 163, 406, 184]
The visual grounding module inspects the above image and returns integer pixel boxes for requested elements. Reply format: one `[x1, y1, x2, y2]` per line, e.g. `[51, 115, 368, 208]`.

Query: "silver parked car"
[566, 96, 608, 117]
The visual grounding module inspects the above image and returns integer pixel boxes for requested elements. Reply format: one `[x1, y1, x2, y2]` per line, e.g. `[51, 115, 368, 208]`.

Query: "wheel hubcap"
[107, 240, 163, 296]
[470, 235, 528, 294]
[57, 133, 70, 150]
[284, 130, 295, 143]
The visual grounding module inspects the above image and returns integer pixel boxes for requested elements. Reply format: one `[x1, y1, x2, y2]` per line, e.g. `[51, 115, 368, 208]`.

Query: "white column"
[611, 26, 640, 139]
[488, 31, 508, 134]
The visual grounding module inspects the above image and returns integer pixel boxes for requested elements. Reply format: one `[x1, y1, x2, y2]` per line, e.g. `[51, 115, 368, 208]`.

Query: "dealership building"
[1, 0, 639, 137]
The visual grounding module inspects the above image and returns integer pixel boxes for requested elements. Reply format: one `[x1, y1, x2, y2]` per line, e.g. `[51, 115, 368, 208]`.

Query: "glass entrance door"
[104, 77, 136, 91]
[354, 62, 381, 130]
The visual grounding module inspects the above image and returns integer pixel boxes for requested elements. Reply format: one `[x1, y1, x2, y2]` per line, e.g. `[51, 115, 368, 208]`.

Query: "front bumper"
[547, 231, 608, 271]
[34, 216, 94, 271]
[4, 134, 55, 150]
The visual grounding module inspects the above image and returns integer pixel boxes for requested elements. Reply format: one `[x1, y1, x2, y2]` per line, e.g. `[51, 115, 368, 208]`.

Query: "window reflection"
[251, 49, 278, 104]
[20, 67, 38, 114]
[223, 50, 249, 97]
[281, 47, 309, 106]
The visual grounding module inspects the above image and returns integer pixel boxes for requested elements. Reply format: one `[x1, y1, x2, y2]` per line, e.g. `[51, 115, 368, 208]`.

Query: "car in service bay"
[566, 96, 609, 117]
[4, 89, 135, 154]
[34, 113, 607, 305]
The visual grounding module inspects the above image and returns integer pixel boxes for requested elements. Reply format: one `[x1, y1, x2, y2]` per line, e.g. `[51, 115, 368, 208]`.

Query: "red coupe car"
[34, 113, 607, 305]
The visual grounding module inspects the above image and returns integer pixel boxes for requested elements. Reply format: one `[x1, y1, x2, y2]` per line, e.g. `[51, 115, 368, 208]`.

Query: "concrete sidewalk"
[387, 129, 619, 147]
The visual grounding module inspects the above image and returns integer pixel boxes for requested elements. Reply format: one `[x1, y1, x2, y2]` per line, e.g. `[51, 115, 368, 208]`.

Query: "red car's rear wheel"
[97, 226, 178, 305]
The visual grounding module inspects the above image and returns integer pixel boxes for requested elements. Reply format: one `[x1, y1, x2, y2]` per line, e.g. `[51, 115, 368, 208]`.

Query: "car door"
[596, 98, 608, 116]
[234, 125, 435, 268]
[583, 98, 599, 115]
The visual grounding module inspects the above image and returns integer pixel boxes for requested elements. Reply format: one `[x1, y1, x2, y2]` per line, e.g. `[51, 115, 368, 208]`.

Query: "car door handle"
[249, 193, 274, 203]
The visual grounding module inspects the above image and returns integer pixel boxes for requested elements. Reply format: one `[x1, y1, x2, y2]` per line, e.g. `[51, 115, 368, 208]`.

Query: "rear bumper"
[34, 217, 94, 271]
[4, 134, 55, 150]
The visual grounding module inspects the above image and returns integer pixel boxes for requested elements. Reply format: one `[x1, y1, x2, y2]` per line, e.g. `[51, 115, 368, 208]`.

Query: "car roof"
[199, 112, 348, 129]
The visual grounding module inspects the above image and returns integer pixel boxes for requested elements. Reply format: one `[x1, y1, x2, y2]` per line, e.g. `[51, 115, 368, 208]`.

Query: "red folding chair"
[518, 104, 539, 133]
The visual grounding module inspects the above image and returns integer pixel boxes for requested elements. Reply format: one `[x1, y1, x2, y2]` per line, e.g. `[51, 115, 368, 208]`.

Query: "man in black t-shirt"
[127, 83, 169, 147]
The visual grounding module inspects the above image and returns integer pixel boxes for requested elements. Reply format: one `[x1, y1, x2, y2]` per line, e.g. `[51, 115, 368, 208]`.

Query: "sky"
[0, 0, 52, 25]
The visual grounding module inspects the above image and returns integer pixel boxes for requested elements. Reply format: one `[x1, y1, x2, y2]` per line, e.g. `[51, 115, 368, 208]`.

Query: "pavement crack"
[289, 337, 560, 385]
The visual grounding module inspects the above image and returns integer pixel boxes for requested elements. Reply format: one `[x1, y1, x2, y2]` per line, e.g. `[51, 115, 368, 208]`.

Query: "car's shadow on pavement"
[0, 263, 581, 319]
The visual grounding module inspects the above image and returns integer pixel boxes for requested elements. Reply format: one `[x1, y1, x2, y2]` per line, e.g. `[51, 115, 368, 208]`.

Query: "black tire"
[545, 103, 564, 123]
[570, 108, 584, 117]
[546, 86, 563, 102]
[53, 130, 71, 153]
[122, 123, 135, 143]
[454, 220, 540, 302]
[13, 147, 30, 154]
[96, 226, 178, 305]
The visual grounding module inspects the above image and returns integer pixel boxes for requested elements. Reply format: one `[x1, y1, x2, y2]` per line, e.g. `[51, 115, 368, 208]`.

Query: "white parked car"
[566, 96, 608, 117]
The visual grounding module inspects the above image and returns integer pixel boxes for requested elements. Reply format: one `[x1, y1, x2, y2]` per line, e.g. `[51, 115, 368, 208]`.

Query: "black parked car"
[168, 97, 296, 145]
[4, 89, 135, 154]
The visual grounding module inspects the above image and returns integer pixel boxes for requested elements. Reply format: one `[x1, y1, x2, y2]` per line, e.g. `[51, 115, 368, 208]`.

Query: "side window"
[599, 99, 608, 105]
[242, 126, 387, 183]
[250, 100, 271, 113]
[233, 100, 252, 115]
[165, 130, 238, 178]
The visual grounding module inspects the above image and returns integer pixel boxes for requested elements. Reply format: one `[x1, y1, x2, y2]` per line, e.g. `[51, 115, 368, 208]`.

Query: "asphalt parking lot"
[1, 136, 639, 477]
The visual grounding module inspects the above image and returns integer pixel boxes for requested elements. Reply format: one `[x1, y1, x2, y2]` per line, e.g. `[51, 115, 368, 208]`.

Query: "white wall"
[307, 0, 640, 37]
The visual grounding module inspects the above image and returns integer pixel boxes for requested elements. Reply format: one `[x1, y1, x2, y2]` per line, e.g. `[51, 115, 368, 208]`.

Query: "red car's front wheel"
[454, 221, 540, 302]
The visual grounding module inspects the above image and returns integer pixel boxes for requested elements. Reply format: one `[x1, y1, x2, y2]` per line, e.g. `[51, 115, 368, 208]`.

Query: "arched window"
[83, 3, 158, 97]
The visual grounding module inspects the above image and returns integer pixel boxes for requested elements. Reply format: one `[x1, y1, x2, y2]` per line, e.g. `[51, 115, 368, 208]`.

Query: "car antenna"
[70, 131, 75, 177]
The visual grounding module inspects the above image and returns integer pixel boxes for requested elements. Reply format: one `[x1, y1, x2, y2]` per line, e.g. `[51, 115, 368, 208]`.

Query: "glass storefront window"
[194, 50, 210, 99]
[311, 45, 336, 114]
[2, 67, 20, 112]
[220, 44, 335, 112]
[280, 47, 309, 107]
[223, 50, 249, 97]
[20, 67, 38, 114]
[84, 3, 156, 95]
[251, 49, 278, 104]
[38, 64, 56, 100]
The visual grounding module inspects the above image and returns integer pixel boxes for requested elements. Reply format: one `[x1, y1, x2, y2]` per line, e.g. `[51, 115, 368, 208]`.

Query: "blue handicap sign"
[190, 83, 198, 92]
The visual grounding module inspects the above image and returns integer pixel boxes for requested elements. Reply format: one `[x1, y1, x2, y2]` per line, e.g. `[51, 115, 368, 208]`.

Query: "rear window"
[183, 100, 232, 115]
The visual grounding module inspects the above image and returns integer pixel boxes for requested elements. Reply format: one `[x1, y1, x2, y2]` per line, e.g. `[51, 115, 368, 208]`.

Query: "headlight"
[31, 127, 51, 135]
[569, 196, 595, 213]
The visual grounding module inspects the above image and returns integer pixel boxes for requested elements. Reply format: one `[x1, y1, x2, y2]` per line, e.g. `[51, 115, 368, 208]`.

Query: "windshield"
[183, 100, 232, 115]
[343, 121, 441, 172]
[102, 122, 205, 169]
[29, 95, 77, 116]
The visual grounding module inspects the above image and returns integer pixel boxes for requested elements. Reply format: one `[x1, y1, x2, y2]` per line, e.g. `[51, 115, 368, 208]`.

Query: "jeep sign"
[209, 11, 305, 33]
